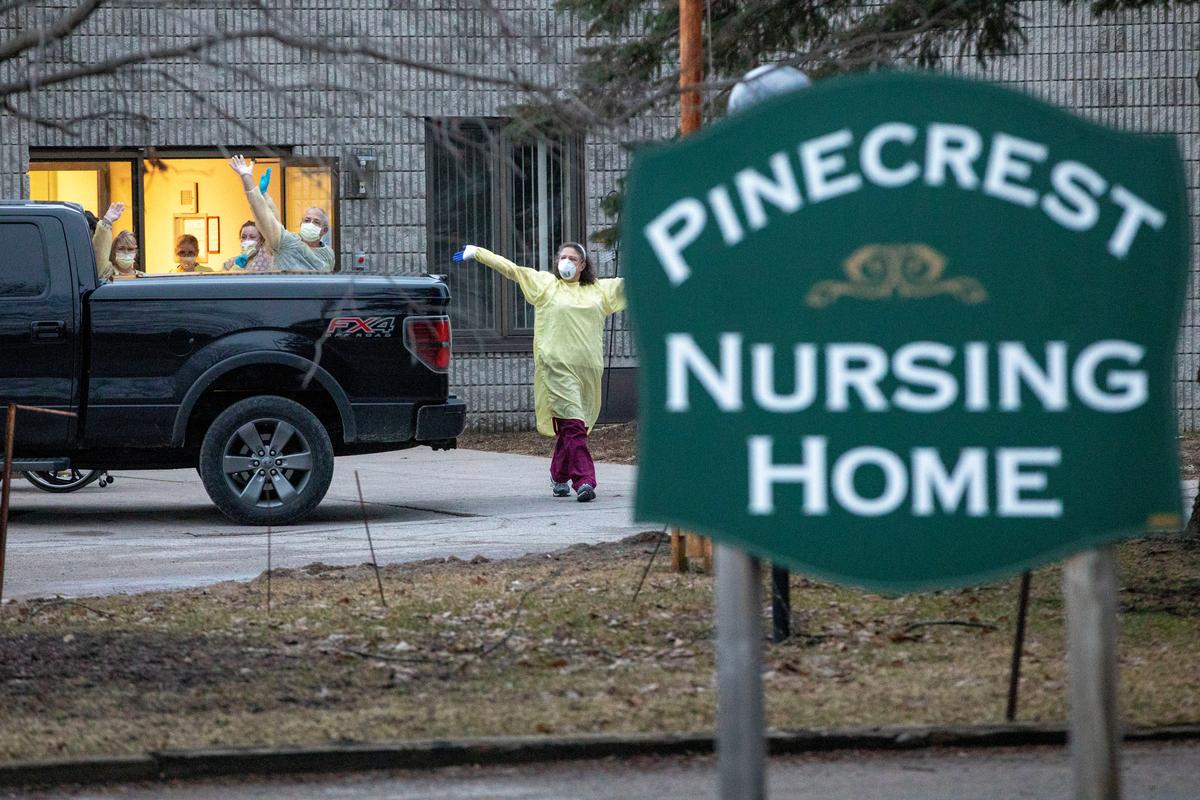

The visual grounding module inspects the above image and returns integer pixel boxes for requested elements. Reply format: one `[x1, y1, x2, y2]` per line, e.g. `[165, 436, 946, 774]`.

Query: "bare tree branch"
[0, 0, 105, 64]
[2, 0, 1188, 152]
[1, 27, 565, 110]
[2, 94, 153, 134]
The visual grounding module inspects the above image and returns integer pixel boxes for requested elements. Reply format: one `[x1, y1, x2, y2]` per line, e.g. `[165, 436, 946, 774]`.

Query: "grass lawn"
[1, 532, 1197, 762]
[459, 422, 638, 464]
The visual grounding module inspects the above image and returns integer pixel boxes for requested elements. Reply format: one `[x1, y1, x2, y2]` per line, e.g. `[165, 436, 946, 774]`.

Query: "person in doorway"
[223, 220, 275, 272]
[110, 230, 143, 277]
[228, 155, 334, 272]
[453, 242, 626, 502]
[173, 234, 213, 273]
[90, 202, 125, 281]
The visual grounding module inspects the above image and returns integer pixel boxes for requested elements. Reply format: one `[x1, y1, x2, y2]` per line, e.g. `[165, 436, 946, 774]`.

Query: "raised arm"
[263, 192, 282, 231]
[453, 245, 556, 306]
[229, 155, 284, 251]
[91, 202, 124, 282]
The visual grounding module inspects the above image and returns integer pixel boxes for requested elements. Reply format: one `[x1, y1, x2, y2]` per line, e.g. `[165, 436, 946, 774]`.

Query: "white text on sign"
[665, 334, 1149, 518]
[644, 122, 1166, 286]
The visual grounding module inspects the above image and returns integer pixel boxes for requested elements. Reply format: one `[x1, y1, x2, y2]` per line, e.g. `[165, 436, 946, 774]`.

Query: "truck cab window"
[0, 222, 50, 297]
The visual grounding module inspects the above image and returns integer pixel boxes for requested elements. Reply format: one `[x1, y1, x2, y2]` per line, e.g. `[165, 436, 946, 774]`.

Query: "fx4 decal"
[326, 316, 396, 338]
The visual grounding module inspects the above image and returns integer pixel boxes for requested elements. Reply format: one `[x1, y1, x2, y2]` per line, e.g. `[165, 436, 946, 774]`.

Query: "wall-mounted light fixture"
[345, 152, 377, 199]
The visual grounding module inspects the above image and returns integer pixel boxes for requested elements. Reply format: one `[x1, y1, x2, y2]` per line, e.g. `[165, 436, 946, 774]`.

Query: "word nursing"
[666, 334, 1150, 518]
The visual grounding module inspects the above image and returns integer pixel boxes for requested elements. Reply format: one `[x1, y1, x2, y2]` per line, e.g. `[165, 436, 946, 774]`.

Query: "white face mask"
[299, 222, 322, 243]
[115, 253, 137, 268]
[240, 239, 257, 254]
[557, 258, 578, 281]
[178, 255, 197, 266]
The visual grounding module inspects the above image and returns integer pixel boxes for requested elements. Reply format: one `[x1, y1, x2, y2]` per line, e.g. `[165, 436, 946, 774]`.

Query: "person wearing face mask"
[228, 155, 334, 272]
[223, 220, 275, 272]
[90, 201, 125, 281]
[453, 242, 626, 502]
[172, 234, 213, 273]
[109, 230, 144, 278]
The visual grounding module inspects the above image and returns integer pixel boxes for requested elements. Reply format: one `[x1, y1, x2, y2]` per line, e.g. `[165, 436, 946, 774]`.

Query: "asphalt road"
[13, 742, 1200, 799]
[2, 448, 649, 600]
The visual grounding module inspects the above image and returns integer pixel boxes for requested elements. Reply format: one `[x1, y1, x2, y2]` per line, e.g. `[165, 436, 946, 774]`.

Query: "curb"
[2, 724, 1198, 789]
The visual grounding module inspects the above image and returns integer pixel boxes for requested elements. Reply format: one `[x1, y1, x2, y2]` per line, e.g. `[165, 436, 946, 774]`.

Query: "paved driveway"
[1, 448, 650, 600]
[3, 454, 1194, 601]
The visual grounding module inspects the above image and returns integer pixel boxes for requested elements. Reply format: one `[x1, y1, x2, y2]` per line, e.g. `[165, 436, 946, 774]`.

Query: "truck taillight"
[404, 316, 452, 373]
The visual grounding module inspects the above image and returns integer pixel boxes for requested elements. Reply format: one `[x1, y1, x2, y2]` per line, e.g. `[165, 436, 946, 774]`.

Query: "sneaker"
[552, 481, 571, 497]
[576, 484, 596, 503]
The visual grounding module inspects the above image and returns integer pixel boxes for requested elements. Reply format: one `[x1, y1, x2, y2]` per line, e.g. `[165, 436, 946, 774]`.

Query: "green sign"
[623, 71, 1188, 592]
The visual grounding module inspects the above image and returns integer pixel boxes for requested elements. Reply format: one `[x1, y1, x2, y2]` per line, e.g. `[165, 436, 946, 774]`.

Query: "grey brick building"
[1, 2, 1196, 430]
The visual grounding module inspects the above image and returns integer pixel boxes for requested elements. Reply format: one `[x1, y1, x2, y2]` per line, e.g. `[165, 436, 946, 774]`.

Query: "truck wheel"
[199, 396, 334, 525]
[23, 469, 103, 493]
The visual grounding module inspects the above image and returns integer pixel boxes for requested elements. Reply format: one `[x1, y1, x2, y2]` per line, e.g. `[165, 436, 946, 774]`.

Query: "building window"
[30, 158, 137, 253]
[29, 151, 337, 273]
[426, 118, 584, 346]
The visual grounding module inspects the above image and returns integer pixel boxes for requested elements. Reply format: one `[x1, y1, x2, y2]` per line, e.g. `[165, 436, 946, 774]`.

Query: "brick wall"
[1, 1, 1195, 430]
[0, 1, 605, 432]
[0, 6, 28, 200]
[958, 3, 1200, 428]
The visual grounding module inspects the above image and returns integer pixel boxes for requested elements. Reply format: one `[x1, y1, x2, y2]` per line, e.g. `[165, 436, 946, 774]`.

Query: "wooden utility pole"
[682, 6, 765, 795]
[679, 0, 703, 136]
[671, 0, 708, 575]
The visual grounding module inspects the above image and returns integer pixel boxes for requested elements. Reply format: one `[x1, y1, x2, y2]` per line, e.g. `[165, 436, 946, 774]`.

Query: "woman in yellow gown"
[454, 242, 626, 502]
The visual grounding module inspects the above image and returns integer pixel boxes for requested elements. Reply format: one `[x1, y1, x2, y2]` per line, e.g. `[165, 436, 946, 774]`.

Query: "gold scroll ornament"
[805, 244, 987, 308]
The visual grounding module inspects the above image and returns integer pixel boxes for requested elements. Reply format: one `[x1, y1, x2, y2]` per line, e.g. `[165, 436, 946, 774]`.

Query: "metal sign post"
[0, 404, 78, 601]
[1064, 548, 1121, 800]
[1006, 571, 1033, 721]
[715, 544, 765, 800]
[770, 564, 791, 643]
[0, 404, 16, 601]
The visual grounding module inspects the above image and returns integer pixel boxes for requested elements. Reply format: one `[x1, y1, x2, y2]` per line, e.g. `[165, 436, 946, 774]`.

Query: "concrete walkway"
[1, 448, 651, 600]
[21, 742, 1200, 799]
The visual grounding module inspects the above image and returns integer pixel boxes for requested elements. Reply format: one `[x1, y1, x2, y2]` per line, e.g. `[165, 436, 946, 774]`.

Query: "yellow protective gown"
[473, 248, 626, 437]
[92, 220, 115, 281]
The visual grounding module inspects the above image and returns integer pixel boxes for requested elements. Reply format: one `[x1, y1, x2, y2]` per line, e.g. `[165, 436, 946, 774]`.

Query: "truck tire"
[199, 395, 334, 526]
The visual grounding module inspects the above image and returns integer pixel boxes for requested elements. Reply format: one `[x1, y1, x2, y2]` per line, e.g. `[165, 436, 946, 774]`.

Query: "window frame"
[424, 119, 586, 352]
[282, 157, 341, 265]
[0, 218, 53, 300]
[27, 147, 340, 272]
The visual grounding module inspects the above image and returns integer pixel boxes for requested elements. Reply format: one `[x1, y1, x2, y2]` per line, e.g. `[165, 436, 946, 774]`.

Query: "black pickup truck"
[0, 201, 466, 524]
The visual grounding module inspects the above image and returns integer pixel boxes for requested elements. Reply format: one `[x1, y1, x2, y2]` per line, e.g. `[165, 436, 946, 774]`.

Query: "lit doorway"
[142, 157, 281, 271]
[29, 160, 136, 242]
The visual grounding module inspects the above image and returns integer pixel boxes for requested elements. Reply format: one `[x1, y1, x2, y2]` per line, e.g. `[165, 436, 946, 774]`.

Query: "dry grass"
[466, 426, 1199, 477]
[458, 422, 638, 465]
[0, 534, 1197, 762]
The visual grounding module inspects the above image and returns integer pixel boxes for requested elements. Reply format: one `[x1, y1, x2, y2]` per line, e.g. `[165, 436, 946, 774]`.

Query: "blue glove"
[259, 167, 272, 194]
[234, 254, 249, 268]
[452, 245, 476, 262]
